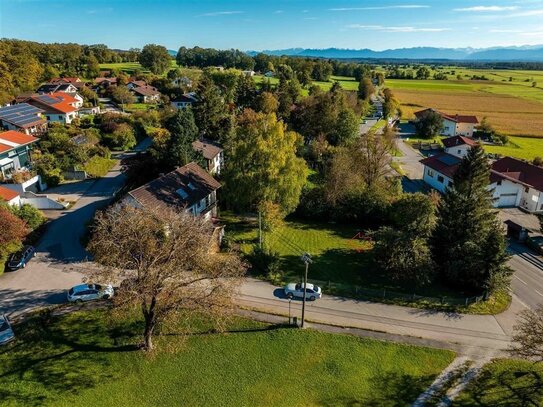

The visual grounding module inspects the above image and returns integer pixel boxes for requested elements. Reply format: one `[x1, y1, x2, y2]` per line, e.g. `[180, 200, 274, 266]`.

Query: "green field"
[454, 359, 543, 406]
[0, 308, 455, 406]
[484, 136, 543, 160]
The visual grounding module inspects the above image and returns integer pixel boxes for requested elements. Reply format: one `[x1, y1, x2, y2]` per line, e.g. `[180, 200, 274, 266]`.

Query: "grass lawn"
[454, 359, 543, 406]
[483, 136, 543, 161]
[0, 308, 455, 406]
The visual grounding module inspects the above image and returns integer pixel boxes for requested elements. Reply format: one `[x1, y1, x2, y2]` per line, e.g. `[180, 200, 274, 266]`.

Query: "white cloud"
[489, 28, 523, 32]
[512, 8, 543, 15]
[199, 11, 243, 17]
[519, 30, 543, 35]
[454, 6, 519, 11]
[330, 5, 429, 11]
[346, 24, 449, 32]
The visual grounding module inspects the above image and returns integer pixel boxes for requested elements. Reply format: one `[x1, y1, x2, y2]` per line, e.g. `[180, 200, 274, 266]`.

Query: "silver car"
[284, 282, 322, 301]
[0, 314, 15, 345]
[67, 283, 114, 303]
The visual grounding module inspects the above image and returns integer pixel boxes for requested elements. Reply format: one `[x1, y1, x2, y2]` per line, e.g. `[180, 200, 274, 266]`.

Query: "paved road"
[509, 241, 543, 309]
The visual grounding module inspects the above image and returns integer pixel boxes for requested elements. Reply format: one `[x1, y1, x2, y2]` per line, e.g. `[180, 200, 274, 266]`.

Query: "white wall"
[456, 122, 475, 137]
[442, 118, 456, 137]
[445, 145, 470, 158]
[423, 166, 452, 193]
[490, 180, 522, 208]
[519, 187, 543, 213]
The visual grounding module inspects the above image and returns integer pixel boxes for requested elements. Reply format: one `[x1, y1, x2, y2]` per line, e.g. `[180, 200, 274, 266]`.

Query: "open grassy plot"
[0, 309, 455, 407]
[484, 136, 543, 160]
[389, 82, 543, 138]
[454, 359, 543, 406]
[98, 61, 190, 77]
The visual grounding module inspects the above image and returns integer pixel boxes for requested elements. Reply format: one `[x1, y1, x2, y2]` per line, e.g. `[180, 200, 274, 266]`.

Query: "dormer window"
[176, 188, 189, 199]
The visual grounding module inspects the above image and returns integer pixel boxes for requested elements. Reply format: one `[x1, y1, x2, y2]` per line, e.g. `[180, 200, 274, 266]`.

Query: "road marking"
[535, 289, 543, 297]
[515, 276, 528, 285]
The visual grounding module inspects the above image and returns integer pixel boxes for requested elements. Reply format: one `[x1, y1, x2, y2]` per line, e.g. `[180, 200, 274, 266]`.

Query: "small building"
[171, 76, 193, 88]
[242, 70, 255, 77]
[131, 85, 161, 103]
[420, 153, 461, 193]
[442, 135, 479, 158]
[264, 71, 274, 78]
[127, 80, 147, 90]
[171, 92, 198, 109]
[0, 185, 21, 207]
[192, 139, 224, 175]
[0, 104, 47, 136]
[31, 85, 84, 108]
[0, 131, 39, 179]
[414, 108, 479, 137]
[490, 157, 543, 213]
[50, 77, 86, 90]
[125, 162, 221, 220]
[93, 77, 118, 90]
[24, 93, 79, 124]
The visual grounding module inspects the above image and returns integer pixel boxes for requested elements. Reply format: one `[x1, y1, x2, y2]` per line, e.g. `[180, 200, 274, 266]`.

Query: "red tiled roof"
[0, 143, 11, 153]
[442, 135, 478, 148]
[192, 139, 223, 160]
[420, 153, 462, 178]
[28, 92, 78, 114]
[414, 108, 478, 124]
[0, 130, 38, 146]
[132, 85, 160, 97]
[51, 77, 81, 84]
[0, 186, 19, 202]
[491, 156, 543, 192]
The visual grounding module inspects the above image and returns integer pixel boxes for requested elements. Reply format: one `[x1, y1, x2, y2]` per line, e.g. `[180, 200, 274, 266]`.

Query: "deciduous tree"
[139, 44, 171, 75]
[414, 110, 443, 139]
[510, 305, 543, 362]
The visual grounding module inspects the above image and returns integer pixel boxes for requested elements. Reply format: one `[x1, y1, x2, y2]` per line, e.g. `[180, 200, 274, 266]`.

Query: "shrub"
[103, 123, 136, 151]
[38, 167, 63, 187]
[83, 156, 116, 177]
[246, 245, 282, 279]
[10, 204, 46, 231]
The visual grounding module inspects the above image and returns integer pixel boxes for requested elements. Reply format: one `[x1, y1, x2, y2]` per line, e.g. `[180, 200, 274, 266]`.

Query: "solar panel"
[36, 95, 59, 104]
[437, 155, 461, 166]
[14, 116, 43, 126]
[0, 103, 43, 127]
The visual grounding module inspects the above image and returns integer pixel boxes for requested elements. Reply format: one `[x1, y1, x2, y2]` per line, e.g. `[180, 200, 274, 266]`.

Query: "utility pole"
[300, 252, 312, 328]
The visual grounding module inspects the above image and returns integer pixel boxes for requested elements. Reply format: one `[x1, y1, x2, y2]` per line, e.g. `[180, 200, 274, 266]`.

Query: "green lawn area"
[98, 61, 195, 78]
[125, 103, 153, 112]
[0, 308, 455, 406]
[483, 136, 543, 161]
[454, 359, 543, 406]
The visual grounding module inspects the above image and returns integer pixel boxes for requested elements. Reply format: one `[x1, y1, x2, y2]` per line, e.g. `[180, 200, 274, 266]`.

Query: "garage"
[498, 193, 518, 207]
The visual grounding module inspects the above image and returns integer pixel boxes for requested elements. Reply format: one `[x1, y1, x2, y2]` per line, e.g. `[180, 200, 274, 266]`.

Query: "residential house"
[0, 185, 21, 207]
[192, 139, 224, 175]
[264, 71, 275, 78]
[0, 131, 38, 180]
[125, 162, 221, 221]
[0, 104, 47, 136]
[490, 157, 543, 212]
[171, 76, 193, 88]
[93, 77, 118, 91]
[127, 80, 147, 90]
[171, 92, 198, 109]
[242, 70, 255, 77]
[24, 93, 79, 124]
[414, 108, 479, 137]
[442, 135, 479, 158]
[35, 84, 84, 108]
[131, 85, 161, 103]
[420, 136, 543, 213]
[50, 77, 86, 90]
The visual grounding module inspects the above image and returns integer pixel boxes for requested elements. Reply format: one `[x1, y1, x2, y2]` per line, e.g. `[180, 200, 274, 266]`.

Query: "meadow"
[0, 309, 455, 406]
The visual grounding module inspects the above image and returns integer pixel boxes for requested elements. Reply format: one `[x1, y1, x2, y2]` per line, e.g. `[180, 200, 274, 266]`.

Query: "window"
[437, 175, 444, 183]
[46, 116, 50, 121]
[427, 169, 434, 177]
[497, 180, 502, 186]
[525, 187, 529, 193]
[457, 149, 462, 155]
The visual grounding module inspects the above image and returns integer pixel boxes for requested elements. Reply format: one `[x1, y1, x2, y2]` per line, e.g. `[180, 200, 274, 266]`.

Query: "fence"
[308, 278, 486, 307]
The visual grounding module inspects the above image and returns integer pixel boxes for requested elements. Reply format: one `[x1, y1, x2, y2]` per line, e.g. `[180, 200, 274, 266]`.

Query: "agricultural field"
[0, 309, 455, 407]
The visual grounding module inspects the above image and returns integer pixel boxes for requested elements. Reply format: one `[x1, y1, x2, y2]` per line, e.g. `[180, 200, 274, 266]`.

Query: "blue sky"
[2, 0, 543, 50]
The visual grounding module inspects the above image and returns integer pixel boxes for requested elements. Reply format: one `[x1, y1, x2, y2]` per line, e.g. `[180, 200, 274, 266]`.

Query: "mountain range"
[246, 46, 543, 61]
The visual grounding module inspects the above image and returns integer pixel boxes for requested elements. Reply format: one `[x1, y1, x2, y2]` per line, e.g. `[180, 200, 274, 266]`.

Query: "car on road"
[6, 245, 36, 271]
[67, 283, 114, 303]
[284, 282, 322, 301]
[0, 314, 15, 345]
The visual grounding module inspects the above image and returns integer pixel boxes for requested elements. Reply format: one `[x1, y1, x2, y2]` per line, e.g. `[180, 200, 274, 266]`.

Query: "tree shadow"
[455, 367, 543, 406]
[0, 310, 139, 406]
[319, 371, 435, 407]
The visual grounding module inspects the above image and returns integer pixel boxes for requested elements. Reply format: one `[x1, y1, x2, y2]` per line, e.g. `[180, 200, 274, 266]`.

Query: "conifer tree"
[431, 145, 511, 294]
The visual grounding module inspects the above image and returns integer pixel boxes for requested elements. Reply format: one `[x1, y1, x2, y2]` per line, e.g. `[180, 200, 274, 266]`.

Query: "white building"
[414, 108, 479, 137]
[171, 93, 198, 110]
[23, 93, 79, 124]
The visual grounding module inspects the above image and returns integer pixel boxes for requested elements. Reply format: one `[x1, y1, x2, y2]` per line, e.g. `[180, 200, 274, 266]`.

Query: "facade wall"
[519, 187, 543, 213]
[422, 166, 452, 193]
[455, 122, 475, 137]
[442, 119, 456, 137]
[490, 180, 522, 208]
[445, 145, 470, 158]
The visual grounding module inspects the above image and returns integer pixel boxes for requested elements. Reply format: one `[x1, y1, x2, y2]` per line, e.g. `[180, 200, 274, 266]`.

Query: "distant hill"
[247, 46, 543, 61]
[168, 49, 177, 57]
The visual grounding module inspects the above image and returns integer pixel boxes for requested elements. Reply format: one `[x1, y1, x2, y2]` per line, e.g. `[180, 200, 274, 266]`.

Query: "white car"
[0, 314, 15, 345]
[284, 282, 322, 301]
[67, 283, 114, 303]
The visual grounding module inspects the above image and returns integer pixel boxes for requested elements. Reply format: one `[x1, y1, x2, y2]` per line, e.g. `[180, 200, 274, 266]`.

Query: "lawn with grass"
[454, 359, 543, 406]
[483, 136, 543, 161]
[0, 308, 455, 407]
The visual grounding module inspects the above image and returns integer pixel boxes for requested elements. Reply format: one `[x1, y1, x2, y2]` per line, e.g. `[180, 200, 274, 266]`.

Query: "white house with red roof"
[490, 157, 543, 212]
[23, 92, 79, 124]
[0, 185, 21, 207]
[420, 136, 543, 213]
[414, 108, 479, 137]
[0, 131, 39, 179]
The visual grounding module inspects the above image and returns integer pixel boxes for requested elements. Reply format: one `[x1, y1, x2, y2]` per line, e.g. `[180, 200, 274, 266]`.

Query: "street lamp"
[300, 252, 312, 328]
